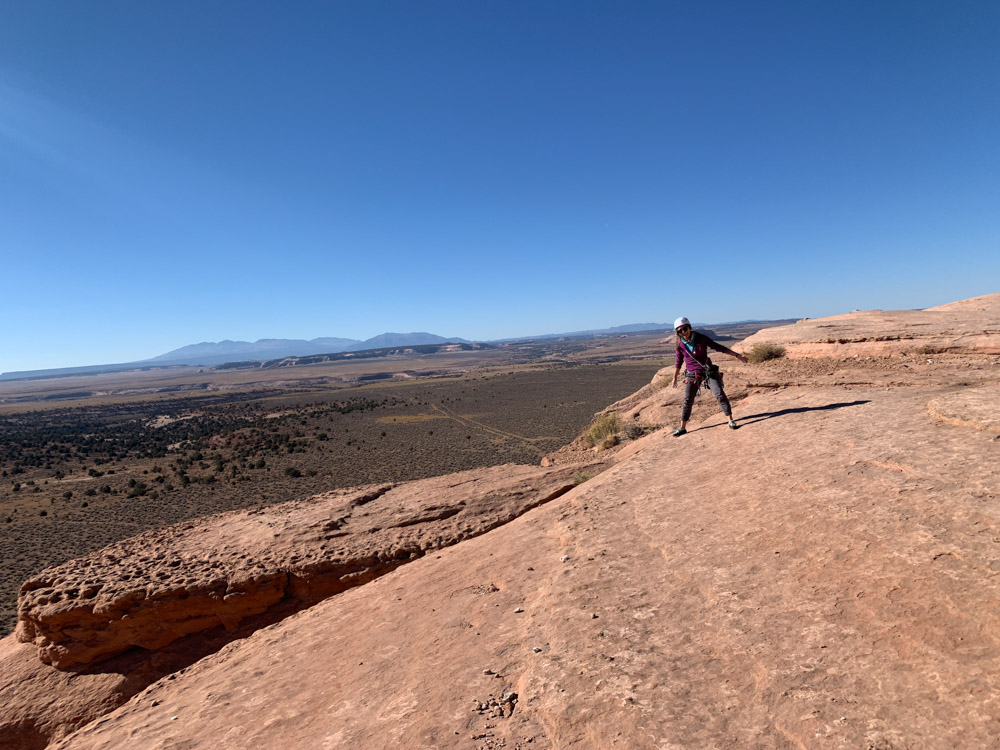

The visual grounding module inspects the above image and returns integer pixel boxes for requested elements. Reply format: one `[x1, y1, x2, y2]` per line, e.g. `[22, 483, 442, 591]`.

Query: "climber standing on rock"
[666, 317, 747, 437]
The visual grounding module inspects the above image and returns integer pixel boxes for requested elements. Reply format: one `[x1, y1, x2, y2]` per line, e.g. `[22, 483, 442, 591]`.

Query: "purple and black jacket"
[675, 331, 730, 374]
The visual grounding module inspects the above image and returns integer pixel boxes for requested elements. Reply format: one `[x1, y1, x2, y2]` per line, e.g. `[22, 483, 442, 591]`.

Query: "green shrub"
[746, 342, 786, 364]
[572, 471, 592, 485]
[584, 413, 622, 447]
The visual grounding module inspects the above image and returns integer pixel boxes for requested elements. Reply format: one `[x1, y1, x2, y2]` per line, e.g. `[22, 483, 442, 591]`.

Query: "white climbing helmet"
[673, 316, 691, 331]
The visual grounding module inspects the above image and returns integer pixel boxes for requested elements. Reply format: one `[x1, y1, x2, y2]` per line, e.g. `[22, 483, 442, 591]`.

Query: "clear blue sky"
[2, 1, 998, 373]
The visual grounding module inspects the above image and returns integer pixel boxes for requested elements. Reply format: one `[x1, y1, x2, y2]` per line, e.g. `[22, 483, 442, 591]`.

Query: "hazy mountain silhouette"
[148, 337, 364, 363]
[360, 332, 469, 349]
[148, 333, 471, 365]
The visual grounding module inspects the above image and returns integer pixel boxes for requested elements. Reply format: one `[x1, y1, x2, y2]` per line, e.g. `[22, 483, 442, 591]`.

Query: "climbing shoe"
[728, 420, 739, 430]
[673, 427, 687, 437]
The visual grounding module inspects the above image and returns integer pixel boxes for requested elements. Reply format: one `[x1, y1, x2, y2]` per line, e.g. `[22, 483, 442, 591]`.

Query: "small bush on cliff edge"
[746, 342, 786, 364]
[623, 423, 650, 441]
[584, 413, 622, 447]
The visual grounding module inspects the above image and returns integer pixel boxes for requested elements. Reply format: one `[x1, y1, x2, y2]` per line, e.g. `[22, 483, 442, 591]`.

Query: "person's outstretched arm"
[706, 338, 749, 363]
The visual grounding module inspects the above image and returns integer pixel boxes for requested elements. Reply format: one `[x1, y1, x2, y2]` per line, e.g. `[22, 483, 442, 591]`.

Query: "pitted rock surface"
[16, 462, 599, 670]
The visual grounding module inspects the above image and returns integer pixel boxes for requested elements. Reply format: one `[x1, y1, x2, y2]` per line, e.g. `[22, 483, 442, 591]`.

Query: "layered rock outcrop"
[738, 291, 1000, 357]
[18, 462, 602, 670]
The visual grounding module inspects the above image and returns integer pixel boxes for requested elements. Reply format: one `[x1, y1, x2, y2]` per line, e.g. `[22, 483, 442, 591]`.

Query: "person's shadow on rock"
[734, 400, 872, 428]
[691, 400, 872, 432]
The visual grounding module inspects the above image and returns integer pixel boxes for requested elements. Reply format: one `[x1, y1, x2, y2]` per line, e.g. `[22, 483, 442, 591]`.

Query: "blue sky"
[1, 1, 998, 373]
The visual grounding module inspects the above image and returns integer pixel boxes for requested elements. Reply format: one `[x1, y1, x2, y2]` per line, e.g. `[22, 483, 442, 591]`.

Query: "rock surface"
[18, 463, 598, 670]
[738, 291, 1000, 358]
[6, 293, 1000, 749]
[3, 461, 603, 747]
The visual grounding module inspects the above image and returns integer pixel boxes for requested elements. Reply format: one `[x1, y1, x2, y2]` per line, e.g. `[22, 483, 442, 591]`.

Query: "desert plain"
[2, 297, 999, 749]
[0, 331, 681, 638]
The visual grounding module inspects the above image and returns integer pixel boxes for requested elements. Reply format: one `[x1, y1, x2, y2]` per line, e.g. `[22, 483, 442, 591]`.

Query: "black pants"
[681, 373, 732, 422]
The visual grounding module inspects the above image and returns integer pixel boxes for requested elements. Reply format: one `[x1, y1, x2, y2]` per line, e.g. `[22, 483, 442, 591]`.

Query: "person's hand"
[737, 354, 748, 364]
[671, 378, 678, 389]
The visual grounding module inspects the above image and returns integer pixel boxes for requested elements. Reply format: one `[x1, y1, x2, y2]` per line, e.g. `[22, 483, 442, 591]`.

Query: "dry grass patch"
[746, 342, 787, 364]
[584, 413, 622, 447]
[622, 423, 650, 440]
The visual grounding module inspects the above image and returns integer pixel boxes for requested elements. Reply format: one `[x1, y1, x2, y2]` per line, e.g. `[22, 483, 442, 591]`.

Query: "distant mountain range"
[0, 332, 473, 381]
[146, 333, 471, 367]
[0, 320, 785, 382]
[499, 323, 668, 341]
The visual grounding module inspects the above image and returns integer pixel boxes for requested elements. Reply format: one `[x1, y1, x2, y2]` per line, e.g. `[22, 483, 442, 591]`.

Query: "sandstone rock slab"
[928, 385, 1000, 433]
[17, 462, 600, 670]
[739, 291, 1000, 358]
[3, 461, 607, 748]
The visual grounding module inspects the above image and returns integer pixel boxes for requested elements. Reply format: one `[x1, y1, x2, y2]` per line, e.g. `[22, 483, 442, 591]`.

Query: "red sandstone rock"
[0, 640, 122, 750]
[738, 291, 1000, 358]
[928, 385, 1000, 433]
[1, 461, 602, 747]
[18, 463, 600, 670]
